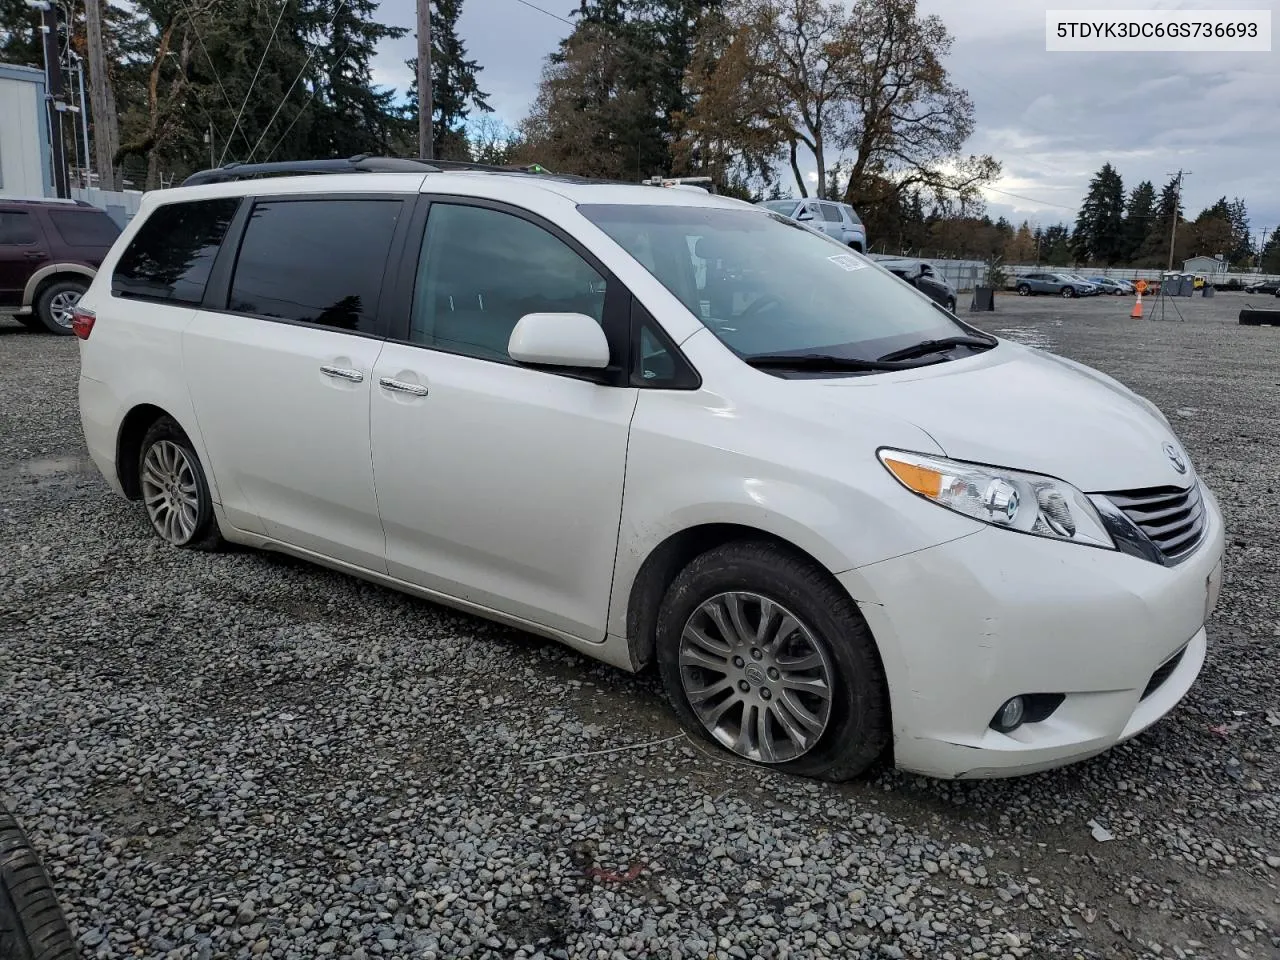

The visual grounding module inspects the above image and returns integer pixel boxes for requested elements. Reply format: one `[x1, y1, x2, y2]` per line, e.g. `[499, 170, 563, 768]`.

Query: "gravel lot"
[2, 292, 1278, 960]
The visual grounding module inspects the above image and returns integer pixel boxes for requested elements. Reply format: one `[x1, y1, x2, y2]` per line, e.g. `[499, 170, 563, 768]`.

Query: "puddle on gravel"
[20, 456, 97, 477]
[994, 326, 1056, 350]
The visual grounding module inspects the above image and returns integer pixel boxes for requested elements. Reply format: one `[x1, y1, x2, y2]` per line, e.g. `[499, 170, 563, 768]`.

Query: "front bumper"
[843, 486, 1225, 778]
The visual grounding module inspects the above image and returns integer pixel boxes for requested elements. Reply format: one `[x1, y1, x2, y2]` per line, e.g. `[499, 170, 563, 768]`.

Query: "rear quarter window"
[48, 210, 121, 247]
[112, 198, 240, 304]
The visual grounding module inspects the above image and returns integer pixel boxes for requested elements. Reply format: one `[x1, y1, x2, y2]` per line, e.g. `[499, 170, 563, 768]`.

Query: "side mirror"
[508, 312, 610, 370]
[795, 210, 813, 221]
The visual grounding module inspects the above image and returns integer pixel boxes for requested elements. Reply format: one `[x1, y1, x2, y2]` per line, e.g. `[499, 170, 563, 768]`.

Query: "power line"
[509, 0, 574, 28]
[174, 0, 251, 155]
[245, 0, 351, 163]
[220, 0, 290, 166]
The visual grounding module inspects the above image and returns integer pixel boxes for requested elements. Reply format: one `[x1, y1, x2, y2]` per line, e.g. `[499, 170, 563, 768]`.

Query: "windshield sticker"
[827, 254, 865, 272]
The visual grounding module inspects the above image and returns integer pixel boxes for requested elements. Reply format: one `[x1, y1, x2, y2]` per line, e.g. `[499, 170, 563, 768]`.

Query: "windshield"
[761, 200, 799, 215]
[579, 204, 967, 362]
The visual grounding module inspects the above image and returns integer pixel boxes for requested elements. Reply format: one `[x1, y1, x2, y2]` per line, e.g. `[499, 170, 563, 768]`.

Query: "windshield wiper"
[743, 353, 938, 372]
[875, 334, 997, 363]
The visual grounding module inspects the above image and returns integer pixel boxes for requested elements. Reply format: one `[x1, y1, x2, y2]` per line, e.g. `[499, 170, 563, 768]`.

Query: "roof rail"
[181, 155, 441, 187]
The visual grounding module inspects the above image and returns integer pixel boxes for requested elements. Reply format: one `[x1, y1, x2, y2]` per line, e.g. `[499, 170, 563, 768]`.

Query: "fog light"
[992, 696, 1025, 733]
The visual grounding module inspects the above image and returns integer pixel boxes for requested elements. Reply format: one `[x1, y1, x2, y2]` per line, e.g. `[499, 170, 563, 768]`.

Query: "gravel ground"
[1, 293, 1278, 960]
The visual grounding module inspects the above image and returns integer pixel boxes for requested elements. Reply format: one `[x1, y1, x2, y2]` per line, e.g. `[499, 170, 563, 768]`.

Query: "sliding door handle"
[320, 365, 364, 383]
[379, 377, 429, 397]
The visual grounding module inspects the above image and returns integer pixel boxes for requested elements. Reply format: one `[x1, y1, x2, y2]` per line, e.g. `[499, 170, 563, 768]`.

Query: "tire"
[0, 808, 77, 960]
[848, 241, 864, 253]
[946, 298, 956, 312]
[137, 417, 225, 550]
[33, 280, 87, 335]
[1016, 284, 1030, 296]
[655, 540, 889, 781]
[1061, 286, 1077, 298]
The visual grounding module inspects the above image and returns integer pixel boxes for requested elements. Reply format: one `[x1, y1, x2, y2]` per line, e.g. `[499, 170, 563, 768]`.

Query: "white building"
[0, 63, 51, 197]
[1183, 254, 1228, 275]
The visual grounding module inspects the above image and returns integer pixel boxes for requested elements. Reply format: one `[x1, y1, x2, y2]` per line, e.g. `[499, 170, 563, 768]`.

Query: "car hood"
[805, 342, 1190, 492]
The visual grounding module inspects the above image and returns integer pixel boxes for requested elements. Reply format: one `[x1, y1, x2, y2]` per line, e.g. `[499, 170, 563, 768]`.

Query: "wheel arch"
[116, 403, 182, 500]
[622, 522, 863, 673]
[22, 263, 95, 308]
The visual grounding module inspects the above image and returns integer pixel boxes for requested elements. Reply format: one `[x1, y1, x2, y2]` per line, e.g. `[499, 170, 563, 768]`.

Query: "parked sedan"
[1013, 272, 1096, 298]
[1064, 275, 1102, 296]
[1087, 277, 1134, 295]
[1243, 278, 1280, 295]
[871, 255, 957, 311]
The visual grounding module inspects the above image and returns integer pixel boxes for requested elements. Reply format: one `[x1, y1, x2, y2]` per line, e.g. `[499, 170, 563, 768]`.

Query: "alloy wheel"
[678, 592, 834, 764]
[140, 440, 201, 545]
[47, 289, 81, 328]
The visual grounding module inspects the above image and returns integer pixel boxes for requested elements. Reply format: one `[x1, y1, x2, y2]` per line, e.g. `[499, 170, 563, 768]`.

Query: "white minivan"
[74, 158, 1224, 781]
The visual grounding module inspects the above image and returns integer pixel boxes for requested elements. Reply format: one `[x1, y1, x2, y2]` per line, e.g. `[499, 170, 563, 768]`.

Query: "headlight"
[879, 449, 1114, 549]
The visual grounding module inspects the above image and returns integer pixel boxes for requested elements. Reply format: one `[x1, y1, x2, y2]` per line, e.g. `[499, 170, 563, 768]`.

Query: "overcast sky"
[369, 0, 1280, 238]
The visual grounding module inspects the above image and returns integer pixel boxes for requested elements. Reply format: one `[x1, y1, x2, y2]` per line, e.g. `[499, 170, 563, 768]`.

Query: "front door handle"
[320, 365, 364, 383]
[24, 250, 47, 260]
[379, 377, 429, 397]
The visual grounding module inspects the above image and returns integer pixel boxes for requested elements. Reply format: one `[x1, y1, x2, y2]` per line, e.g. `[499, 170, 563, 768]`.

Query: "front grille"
[1104, 483, 1206, 562]
[1141, 645, 1186, 700]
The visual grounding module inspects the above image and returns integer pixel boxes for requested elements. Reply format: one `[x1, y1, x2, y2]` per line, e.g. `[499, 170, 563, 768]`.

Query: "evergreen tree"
[1070, 162, 1126, 264]
[306, 0, 409, 159]
[1135, 176, 1185, 267]
[0, 0, 40, 65]
[1261, 230, 1280, 273]
[1121, 180, 1155, 264]
[406, 0, 491, 159]
[1227, 197, 1252, 266]
[1188, 197, 1234, 260]
[1042, 224, 1072, 265]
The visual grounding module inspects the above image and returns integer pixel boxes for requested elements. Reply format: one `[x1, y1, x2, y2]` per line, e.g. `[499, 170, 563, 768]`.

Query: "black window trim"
[200, 191, 417, 341]
[0, 209, 42, 246]
[386, 194, 634, 388]
[627, 296, 701, 390]
[111, 196, 244, 306]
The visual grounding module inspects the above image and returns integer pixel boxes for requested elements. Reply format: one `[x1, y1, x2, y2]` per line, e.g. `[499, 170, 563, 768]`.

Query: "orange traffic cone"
[1130, 291, 1143, 319]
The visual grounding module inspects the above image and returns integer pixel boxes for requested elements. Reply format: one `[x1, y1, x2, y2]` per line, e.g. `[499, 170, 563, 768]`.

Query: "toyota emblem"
[1163, 442, 1187, 475]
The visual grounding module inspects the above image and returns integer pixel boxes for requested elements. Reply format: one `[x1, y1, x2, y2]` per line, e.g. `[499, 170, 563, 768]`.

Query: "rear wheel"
[656, 540, 889, 781]
[0, 807, 78, 960]
[33, 280, 86, 335]
[137, 417, 225, 550]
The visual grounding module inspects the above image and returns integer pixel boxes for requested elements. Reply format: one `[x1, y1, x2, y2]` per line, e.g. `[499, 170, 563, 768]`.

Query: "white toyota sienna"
[74, 158, 1225, 781]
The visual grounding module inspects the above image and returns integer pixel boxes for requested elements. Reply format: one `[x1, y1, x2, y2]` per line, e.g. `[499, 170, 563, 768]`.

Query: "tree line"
[1064, 163, 1276, 271]
[0, 0, 491, 189]
[1, 0, 1001, 237]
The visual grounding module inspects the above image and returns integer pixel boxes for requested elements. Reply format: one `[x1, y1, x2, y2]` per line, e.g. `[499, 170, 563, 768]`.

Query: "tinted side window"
[0, 212, 39, 245]
[49, 210, 121, 246]
[227, 199, 401, 333]
[820, 203, 842, 223]
[410, 203, 606, 362]
[113, 198, 240, 303]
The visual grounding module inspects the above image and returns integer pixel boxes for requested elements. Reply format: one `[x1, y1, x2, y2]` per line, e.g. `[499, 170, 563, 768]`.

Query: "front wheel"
[1061, 286, 1077, 298]
[1016, 284, 1031, 296]
[0, 808, 78, 960]
[656, 541, 889, 781]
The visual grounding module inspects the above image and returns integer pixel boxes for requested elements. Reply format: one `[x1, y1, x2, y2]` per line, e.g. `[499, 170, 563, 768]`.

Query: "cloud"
[368, 0, 1280, 227]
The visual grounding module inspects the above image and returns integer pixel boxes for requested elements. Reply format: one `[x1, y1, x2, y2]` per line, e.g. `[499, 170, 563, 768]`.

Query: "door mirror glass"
[508, 312, 610, 369]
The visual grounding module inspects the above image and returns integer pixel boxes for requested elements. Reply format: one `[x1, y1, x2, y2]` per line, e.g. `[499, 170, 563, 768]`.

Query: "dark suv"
[0, 198, 122, 333]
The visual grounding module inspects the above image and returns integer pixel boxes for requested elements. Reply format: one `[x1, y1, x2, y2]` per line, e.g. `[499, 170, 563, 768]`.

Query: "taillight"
[71, 306, 96, 340]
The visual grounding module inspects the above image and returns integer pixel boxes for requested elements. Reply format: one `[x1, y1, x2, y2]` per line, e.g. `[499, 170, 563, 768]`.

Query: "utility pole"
[1165, 169, 1190, 274]
[73, 53, 91, 185]
[27, 0, 69, 197]
[416, 0, 432, 159]
[83, 0, 120, 190]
